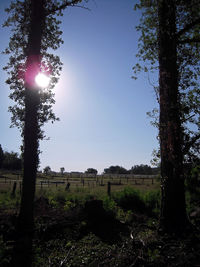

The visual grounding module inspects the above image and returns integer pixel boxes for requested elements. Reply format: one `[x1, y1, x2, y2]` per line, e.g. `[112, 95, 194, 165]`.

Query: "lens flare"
[35, 73, 50, 88]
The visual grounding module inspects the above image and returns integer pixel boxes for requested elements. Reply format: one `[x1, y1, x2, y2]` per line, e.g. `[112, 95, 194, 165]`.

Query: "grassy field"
[1, 171, 200, 267]
[0, 170, 160, 195]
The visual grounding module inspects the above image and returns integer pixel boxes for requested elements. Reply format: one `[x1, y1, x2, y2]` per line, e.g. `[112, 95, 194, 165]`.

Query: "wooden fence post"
[107, 181, 111, 197]
[19, 182, 22, 195]
[11, 181, 17, 198]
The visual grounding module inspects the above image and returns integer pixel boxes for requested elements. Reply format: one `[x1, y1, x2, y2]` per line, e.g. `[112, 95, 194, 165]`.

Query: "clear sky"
[0, 0, 158, 174]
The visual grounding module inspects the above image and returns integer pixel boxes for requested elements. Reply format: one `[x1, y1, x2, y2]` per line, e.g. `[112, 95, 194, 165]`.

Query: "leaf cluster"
[2, 0, 85, 140]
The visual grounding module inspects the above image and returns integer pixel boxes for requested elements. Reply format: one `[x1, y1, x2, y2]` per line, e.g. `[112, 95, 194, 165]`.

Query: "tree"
[2, 151, 22, 170]
[60, 167, 65, 175]
[104, 165, 128, 174]
[134, 0, 200, 233]
[0, 145, 4, 169]
[43, 165, 51, 175]
[85, 168, 98, 174]
[3, 0, 88, 265]
[130, 164, 153, 175]
[157, 0, 187, 233]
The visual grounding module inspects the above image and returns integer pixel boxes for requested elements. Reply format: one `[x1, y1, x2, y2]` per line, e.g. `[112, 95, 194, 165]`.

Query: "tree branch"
[46, 0, 90, 16]
[182, 114, 195, 123]
[183, 133, 200, 155]
[179, 37, 200, 44]
[177, 17, 200, 37]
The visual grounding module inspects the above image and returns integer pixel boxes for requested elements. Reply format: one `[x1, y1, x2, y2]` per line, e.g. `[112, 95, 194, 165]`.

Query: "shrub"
[0, 190, 20, 209]
[54, 191, 66, 205]
[112, 187, 160, 216]
[113, 187, 146, 213]
[102, 196, 117, 215]
[143, 190, 160, 215]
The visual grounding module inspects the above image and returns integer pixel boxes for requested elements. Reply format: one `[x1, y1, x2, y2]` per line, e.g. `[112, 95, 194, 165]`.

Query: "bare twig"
[181, 113, 195, 123]
[59, 246, 75, 267]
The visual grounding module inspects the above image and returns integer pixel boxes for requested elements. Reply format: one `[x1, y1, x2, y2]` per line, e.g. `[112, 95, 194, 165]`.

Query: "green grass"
[33, 185, 161, 220]
[112, 187, 160, 216]
[0, 190, 21, 210]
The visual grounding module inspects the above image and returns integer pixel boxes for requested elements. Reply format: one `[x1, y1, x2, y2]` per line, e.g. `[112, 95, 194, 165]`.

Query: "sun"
[35, 73, 50, 88]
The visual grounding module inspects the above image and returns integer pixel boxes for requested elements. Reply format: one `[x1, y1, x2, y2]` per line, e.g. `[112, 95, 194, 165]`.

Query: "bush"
[112, 187, 160, 216]
[113, 187, 146, 213]
[143, 190, 160, 215]
[0, 190, 20, 209]
[53, 191, 67, 205]
[102, 196, 117, 215]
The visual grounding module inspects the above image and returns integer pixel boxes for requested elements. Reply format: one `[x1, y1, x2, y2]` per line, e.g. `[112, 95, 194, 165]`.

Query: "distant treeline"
[0, 144, 159, 175]
[103, 165, 159, 175]
[44, 165, 160, 176]
[0, 144, 22, 170]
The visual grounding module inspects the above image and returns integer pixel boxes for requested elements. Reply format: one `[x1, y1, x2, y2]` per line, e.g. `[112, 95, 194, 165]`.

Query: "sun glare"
[35, 73, 50, 88]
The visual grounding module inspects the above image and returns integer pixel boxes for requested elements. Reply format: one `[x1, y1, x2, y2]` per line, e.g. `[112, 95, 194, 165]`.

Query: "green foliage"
[0, 145, 22, 170]
[104, 165, 129, 174]
[60, 167, 65, 175]
[32, 233, 115, 267]
[53, 190, 66, 205]
[37, 187, 93, 208]
[112, 187, 160, 215]
[2, 151, 22, 170]
[43, 165, 51, 175]
[143, 190, 160, 215]
[186, 165, 200, 211]
[0, 190, 20, 209]
[3, 1, 63, 139]
[147, 248, 160, 262]
[186, 165, 200, 191]
[35, 186, 160, 217]
[112, 187, 145, 213]
[0, 145, 4, 169]
[2, 0, 87, 141]
[0, 235, 11, 267]
[85, 168, 98, 174]
[130, 164, 153, 175]
[63, 200, 76, 211]
[102, 196, 117, 215]
[104, 164, 156, 175]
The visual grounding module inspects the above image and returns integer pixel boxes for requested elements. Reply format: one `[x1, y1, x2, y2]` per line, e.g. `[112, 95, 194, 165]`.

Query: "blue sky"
[0, 0, 158, 173]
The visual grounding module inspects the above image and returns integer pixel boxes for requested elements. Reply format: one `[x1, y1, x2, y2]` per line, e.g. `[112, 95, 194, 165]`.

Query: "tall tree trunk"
[158, 0, 189, 234]
[11, 0, 46, 266]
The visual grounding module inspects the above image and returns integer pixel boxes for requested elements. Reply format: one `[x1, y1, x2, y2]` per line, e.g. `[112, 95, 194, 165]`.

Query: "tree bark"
[158, 0, 189, 234]
[11, 0, 46, 266]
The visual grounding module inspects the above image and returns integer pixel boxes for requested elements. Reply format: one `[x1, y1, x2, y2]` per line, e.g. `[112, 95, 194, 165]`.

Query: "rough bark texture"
[11, 0, 46, 266]
[158, 0, 189, 234]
